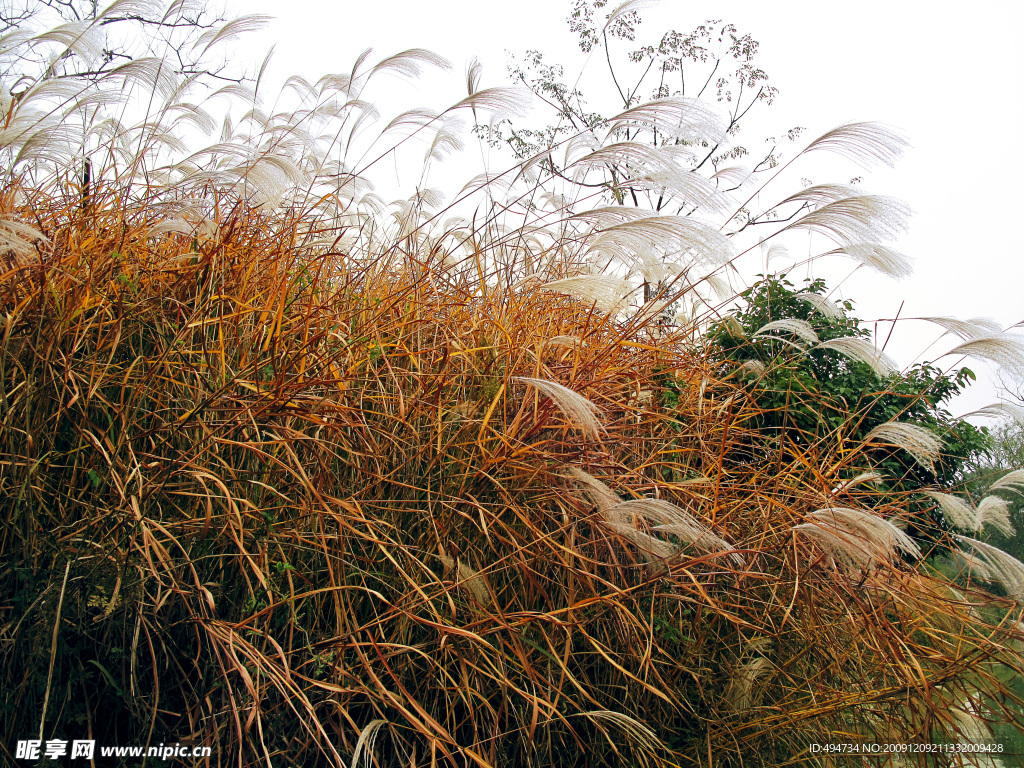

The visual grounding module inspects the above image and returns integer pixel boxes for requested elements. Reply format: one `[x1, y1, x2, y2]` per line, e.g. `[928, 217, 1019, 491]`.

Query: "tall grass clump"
[2, 4, 1024, 766]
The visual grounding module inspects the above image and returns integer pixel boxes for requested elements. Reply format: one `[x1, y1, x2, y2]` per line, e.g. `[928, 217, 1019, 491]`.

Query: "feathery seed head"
[817, 243, 912, 279]
[779, 183, 864, 208]
[604, 96, 726, 145]
[784, 196, 911, 248]
[738, 359, 765, 376]
[947, 334, 1024, 381]
[610, 498, 741, 564]
[437, 553, 491, 606]
[795, 507, 920, 571]
[584, 213, 734, 274]
[0, 217, 47, 265]
[564, 472, 740, 564]
[193, 15, 272, 56]
[579, 710, 665, 754]
[564, 467, 620, 516]
[833, 471, 885, 494]
[602, 0, 661, 30]
[923, 316, 996, 342]
[606, 522, 679, 560]
[351, 720, 389, 768]
[924, 492, 976, 531]
[863, 422, 942, 470]
[370, 48, 452, 80]
[515, 377, 604, 439]
[954, 536, 1024, 600]
[976, 496, 1014, 537]
[444, 86, 532, 119]
[720, 314, 747, 339]
[762, 242, 790, 269]
[814, 337, 896, 378]
[795, 291, 843, 320]
[752, 318, 819, 348]
[541, 275, 636, 313]
[726, 657, 772, 711]
[804, 121, 909, 168]
[988, 469, 1024, 496]
[545, 335, 582, 350]
[961, 402, 1024, 423]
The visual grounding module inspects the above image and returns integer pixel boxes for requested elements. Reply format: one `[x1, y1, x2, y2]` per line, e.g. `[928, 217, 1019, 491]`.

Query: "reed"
[1, 6, 1023, 766]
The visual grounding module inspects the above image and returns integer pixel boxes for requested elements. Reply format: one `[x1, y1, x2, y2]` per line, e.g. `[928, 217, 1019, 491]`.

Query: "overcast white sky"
[237, 0, 1024, 415]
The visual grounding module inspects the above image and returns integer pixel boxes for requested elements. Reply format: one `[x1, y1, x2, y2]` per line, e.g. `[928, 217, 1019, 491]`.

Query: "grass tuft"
[1, 16, 1023, 767]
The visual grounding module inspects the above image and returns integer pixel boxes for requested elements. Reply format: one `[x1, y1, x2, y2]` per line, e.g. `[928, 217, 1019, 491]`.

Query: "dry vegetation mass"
[2, 2, 1024, 766]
